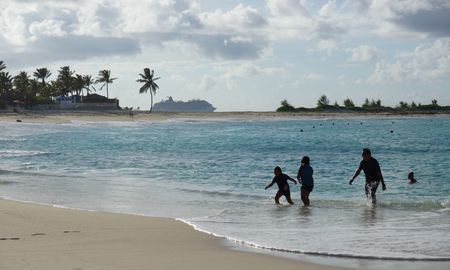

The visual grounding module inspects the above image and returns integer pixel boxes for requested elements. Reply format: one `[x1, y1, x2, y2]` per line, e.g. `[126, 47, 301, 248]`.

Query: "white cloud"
[265, 0, 315, 40]
[3, 0, 450, 66]
[369, 38, 450, 83]
[29, 19, 67, 40]
[318, 0, 337, 18]
[293, 72, 322, 86]
[300, 72, 322, 80]
[199, 75, 216, 91]
[0, 0, 273, 63]
[347, 45, 380, 62]
[199, 4, 266, 32]
[317, 39, 337, 55]
[0, 2, 34, 46]
[220, 62, 286, 89]
[267, 0, 310, 17]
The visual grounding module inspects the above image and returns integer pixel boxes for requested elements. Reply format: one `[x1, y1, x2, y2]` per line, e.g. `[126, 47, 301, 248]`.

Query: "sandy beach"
[0, 199, 347, 270]
[0, 110, 447, 124]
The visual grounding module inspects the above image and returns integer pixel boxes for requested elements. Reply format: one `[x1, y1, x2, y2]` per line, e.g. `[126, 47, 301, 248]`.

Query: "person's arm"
[287, 175, 297, 185]
[377, 163, 386, 190]
[265, 179, 275, 190]
[297, 166, 302, 181]
[349, 167, 362, 185]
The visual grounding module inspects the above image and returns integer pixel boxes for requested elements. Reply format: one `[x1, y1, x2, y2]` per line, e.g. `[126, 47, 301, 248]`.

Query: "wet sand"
[0, 199, 347, 270]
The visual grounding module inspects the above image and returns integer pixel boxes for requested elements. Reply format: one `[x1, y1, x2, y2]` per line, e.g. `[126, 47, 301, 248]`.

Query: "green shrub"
[31, 96, 54, 105]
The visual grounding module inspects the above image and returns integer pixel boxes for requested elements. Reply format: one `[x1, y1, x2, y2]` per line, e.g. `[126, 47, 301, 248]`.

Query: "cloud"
[265, 0, 316, 40]
[368, 0, 450, 37]
[199, 4, 267, 31]
[267, 0, 310, 17]
[221, 62, 286, 89]
[392, 5, 450, 37]
[140, 31, 268, 60]
[368, 38, 450, 83]
[2, 0, 450, 68]
[293, 72, 323, 87]
[300, 72, 322, 80]
[119, 1, 270, 60]
[317, 39, 338, 55]
[222, 62, 284, 79]
[0, 0, 273, 64]
[3, 35, 140, 68]
[347, 45, 380, 62]
[29, 19, 67, 39]
[199, 75, 216, 91]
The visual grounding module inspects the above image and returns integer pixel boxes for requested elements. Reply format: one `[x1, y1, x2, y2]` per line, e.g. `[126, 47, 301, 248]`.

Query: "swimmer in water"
[408, 171, 417, 184]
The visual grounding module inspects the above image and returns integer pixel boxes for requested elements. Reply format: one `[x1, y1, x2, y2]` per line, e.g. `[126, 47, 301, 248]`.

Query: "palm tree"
[0, 61, 6, 72]
[136, 68, 160, 113]
[73, 74, 85, 97]
[0, 72, 13, 106]
[83, 75, 96, 95]
[56, 66, 75, 96]
[29, 79, 40, 101]
[34, 68, 52, 85]
[96, 70, 116, 99]
[13, 71, 31, 104]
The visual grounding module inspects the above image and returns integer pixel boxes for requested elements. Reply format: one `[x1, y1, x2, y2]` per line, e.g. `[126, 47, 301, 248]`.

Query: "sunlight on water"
[0, 116, 449, 260]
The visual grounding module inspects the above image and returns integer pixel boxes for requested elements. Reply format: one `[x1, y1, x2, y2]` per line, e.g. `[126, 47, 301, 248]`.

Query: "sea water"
[0, 116, 449, 262]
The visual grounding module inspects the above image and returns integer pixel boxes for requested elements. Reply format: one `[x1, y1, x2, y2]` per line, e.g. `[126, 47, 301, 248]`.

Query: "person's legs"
[274, 191, 282, 204]
[300, 188, 310, 206]
[365, 182, 379, 204]
[370, 181, 379, 204]
[285, 192, 295, 205]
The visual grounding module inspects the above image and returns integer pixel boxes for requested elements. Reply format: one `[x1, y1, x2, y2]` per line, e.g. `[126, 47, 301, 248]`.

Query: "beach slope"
[0, 199, 344, 270]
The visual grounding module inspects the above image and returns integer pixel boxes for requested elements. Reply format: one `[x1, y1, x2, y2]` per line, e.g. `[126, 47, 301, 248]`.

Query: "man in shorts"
[349, 148, 386, 204]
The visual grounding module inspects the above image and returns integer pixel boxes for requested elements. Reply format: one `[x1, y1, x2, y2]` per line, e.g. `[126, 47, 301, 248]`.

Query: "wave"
[308, 198, 450, 211]
[177, 218, 450, 261]
[174, 186, 450, 211]
[0, 138, 26, 142]
[0, 150, 58, 158]
[175, 186, 266, 200]
[0, 180, 18, 185]
[378, 199, 450, 211]
[0, 168, 76, 179]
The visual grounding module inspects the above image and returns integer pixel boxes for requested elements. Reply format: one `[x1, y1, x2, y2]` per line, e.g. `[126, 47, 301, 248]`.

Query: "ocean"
[1, 116, 449, 264]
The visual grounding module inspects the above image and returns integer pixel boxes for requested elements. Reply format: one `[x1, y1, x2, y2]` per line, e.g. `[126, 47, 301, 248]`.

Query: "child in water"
[265, 166, 297, 205]
[408, 171, 417, 184]
[297, 156, 314, 206]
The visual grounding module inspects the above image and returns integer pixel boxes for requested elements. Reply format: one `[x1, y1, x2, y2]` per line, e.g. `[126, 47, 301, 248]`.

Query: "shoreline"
[1, 198, 449, 270]
[0, 110, 449, 124]
[0, 198, 346, 270]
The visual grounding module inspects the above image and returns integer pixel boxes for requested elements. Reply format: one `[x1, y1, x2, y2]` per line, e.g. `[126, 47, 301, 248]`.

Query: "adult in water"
[297, 156, 314, 206]
[349, 148, 386, 204]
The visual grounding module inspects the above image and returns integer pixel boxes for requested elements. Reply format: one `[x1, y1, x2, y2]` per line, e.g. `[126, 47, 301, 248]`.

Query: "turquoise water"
[0, 116, 449, 260]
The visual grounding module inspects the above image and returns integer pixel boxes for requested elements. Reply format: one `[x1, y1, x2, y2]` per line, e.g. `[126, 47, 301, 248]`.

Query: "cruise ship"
[153, 97, 216, 112]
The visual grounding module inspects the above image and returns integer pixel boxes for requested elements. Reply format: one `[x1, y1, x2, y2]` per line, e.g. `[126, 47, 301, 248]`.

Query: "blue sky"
[1, 0, 449, 111]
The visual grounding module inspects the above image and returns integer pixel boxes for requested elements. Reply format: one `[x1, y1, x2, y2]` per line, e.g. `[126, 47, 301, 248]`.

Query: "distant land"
[153, 97, 216, 112]
[276, 95, 450, 114]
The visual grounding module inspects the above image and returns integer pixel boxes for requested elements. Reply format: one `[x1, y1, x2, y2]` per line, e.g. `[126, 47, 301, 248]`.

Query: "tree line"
[0, 60, 160, 112]
[277, 94, 449, 113]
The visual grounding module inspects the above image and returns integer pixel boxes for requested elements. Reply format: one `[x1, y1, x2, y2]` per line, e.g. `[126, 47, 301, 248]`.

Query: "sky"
[1, 0, 449, 111]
